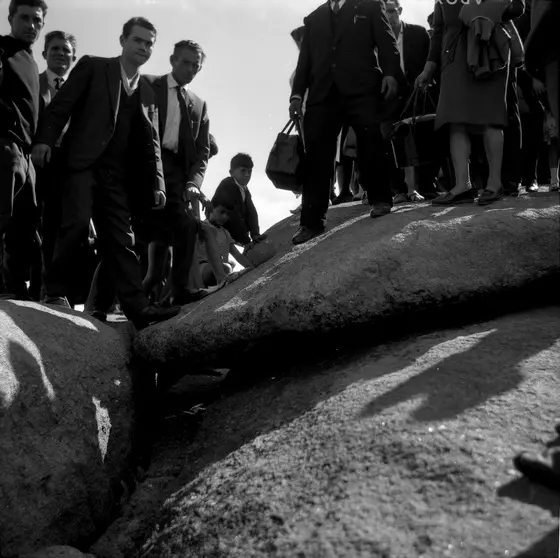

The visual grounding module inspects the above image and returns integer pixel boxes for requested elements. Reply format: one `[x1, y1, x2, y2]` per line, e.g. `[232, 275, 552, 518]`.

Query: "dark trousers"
[520, 110, 545, 186]
[301, 86, 392, 229]
[86, 151, 199, 314]
[43, 166, 148, 318]
[0, 139, 39, 298]
[502, 67, 522, 191]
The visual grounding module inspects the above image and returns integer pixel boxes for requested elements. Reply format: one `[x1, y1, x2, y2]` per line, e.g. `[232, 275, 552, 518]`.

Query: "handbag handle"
[282, 116, 306, 151]
[400, 87, 437, 123]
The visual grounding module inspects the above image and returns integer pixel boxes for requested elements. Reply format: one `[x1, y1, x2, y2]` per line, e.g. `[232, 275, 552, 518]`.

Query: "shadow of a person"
[359, 309, 560, 422]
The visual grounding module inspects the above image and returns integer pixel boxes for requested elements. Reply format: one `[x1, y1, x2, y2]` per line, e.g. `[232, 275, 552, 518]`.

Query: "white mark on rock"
[432, 207, 456, 218]
[216, 213, 370, 312]
[92, 396, 111, 461]
[0, 311, 56, 407]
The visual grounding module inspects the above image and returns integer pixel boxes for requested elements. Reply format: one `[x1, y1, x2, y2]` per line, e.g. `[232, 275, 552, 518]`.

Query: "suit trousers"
[43, 166, 149, 318]
[301, 86, 392, 229]
[501, 67, 522, 191]
[148, 150, 199, 295]
[0, 138, 39, 298]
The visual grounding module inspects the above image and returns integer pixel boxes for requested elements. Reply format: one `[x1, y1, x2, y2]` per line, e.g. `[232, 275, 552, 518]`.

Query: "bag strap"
[282, 119, 296, 134]
[283, 116, 306, 152]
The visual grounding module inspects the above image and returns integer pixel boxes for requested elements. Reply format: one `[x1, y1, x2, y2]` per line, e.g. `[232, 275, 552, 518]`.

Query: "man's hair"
[44, 30, 77, 55]
[230, 153, 254, 170]
[9, 0, 48, 18]
[173, 40, 206, 64]
[384, 0, 401, 6]
[209, 134, 218, 159]
[210, 194, 233, 212]
[290, 26, 305, 45]
[122, 17, 157, 39]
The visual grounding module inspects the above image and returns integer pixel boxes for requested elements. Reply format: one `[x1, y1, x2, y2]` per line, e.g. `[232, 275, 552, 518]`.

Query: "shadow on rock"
[358, 316, 560, 422]
[0, 301, 134, 557]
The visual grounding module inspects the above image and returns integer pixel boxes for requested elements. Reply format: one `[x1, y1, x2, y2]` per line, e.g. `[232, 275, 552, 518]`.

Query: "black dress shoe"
[172, 289, 209, 306]
[331, 193, 354, 205]
[292, 226, 325, 245]
[432, 188, 476, 206]
[132, 304, 181, 330]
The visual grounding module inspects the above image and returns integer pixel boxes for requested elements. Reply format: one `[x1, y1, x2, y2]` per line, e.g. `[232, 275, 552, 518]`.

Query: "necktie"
[176, 85, 189, 164]
[332, 0, 340, 14]
[54, 77, 63, 91]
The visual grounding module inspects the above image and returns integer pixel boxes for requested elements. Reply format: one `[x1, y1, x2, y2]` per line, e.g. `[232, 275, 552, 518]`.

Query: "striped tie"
[332, 0, 340, 14]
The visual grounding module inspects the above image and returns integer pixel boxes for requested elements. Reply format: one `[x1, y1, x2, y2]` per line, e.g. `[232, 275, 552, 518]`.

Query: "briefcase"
[390, 88, 448, 168]
[266, 118, 305, 193]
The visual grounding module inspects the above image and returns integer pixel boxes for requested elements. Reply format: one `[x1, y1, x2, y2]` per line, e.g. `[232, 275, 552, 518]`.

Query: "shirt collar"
[119, 61, 140, 90]
[46, 68, 67, 89]
[167, 72, 189, 93]
[330, 0, 346, 10]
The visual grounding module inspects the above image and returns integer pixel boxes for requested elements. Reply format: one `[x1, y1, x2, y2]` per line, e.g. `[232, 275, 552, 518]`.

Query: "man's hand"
[381, 76, 398, 101]
[252, 233, 268, 243]
[153, 190, 166, 210]
[533, 78, 546, 96]
[415, 62, 437, 91]
[32, 144, 51, 168]
[289, 98, 303, 121]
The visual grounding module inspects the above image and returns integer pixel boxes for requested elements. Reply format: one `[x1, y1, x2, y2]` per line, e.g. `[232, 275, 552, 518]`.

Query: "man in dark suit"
[141, 40, 211, 304]
[382, 0, 440, 202]
[290, 0, 402, 245]
[27, 30, 77, 302]
[0, 0, 46, 300]
[32, 17, 180, 328]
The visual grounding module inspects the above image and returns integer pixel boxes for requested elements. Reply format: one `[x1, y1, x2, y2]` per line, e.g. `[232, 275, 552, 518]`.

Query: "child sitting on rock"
[212, 153, 267, 249]
[198, 197, 255, 287]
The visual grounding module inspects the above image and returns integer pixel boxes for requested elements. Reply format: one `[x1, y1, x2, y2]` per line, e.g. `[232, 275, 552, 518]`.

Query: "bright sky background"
[0, 0, 433, 232]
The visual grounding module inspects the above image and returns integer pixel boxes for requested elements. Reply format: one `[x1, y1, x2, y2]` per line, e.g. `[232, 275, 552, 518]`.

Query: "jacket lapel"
[154, 75, 168, 140]
[334, 0, 358, 45]
[39, 71, 51, 108]
[106, 57, 121, 120]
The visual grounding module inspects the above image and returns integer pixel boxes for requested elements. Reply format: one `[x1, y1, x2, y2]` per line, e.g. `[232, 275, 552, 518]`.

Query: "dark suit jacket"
[213, 177, 259, 246]
[402, 23, 430, 86]
[524, 0, 560, 82]
[0, 35, 39, 148]
[38, 71, 71, 147]
[291, 0, 403, 108]
[144, 74, 210, 190]
[34, 55, 165, 200]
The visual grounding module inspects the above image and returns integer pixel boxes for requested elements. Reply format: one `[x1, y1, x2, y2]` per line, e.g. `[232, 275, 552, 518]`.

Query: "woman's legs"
[483, 126, 505, 192]
[449, 124, 472, 193]
[142, 242, 169, 296]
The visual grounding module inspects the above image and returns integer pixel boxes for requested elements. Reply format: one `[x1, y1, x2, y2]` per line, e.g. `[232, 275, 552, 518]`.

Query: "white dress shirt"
[395, 22, 405, 74]
[46, 68, 67, 93]
[119, 62, 139, 96]
[162, 73, 189, 154]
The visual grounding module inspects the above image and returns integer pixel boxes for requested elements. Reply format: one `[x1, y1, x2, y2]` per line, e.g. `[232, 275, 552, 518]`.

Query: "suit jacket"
[402, 22, 430, 86]
[213, 177, 259, 246]
[291, 0, 403, 108]
[0, 35, 40, 148]
[525, 0, 560, 82]
[39, 71, 70, 147]
[34, 55, 165, 200]
[144, 74, 210, 190]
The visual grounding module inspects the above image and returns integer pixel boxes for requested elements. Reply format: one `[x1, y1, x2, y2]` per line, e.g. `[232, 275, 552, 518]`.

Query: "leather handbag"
[265, 118, 305, 193]
[390, 88, 448, 168]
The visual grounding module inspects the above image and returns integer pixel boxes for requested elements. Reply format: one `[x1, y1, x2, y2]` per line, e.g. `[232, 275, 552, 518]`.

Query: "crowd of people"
[0, 0, 558, 326]
[288, 0, 559, 244]
[0, 0, 267, 329]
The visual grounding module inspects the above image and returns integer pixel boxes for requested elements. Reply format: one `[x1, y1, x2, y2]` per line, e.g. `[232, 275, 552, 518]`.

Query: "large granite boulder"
[135, 194, 560, 369]
[136, 307, 560, 557]
[0, 301, 133, 557]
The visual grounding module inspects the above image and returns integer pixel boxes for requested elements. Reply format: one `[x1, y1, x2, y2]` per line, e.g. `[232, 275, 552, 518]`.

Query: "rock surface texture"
[135, 195, 560, 369]
[20, 546, 96, 558]
[132, 307, 560, 557]
[0, 301, 133, 557]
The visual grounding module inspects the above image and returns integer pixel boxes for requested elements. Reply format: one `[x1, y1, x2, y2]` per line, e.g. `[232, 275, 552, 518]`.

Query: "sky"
[0, 0, 433, 232]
